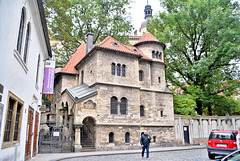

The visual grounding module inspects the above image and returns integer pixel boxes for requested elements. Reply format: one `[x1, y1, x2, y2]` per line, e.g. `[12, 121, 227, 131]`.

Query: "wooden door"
[25, 108, 33, 160]
[33, 112, 39, 157]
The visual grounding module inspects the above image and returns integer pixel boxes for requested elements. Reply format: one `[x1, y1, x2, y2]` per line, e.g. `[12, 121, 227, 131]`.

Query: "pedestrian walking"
[140, 130, 151, 159]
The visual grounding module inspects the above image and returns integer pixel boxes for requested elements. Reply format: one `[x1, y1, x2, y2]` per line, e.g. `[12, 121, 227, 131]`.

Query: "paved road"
[62, 149, 223, 161]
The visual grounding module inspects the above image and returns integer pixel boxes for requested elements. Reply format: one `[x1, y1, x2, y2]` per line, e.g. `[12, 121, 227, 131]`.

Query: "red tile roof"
[137, 32, 159, 43]
[61, 44, 87, 74]
[134, 33, 166, 50]
[97, 36, 141, 56]
[60, 35, 165, 75]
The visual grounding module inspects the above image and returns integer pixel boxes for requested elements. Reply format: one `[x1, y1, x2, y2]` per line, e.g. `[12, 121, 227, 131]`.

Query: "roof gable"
[61, 44, 87, 74]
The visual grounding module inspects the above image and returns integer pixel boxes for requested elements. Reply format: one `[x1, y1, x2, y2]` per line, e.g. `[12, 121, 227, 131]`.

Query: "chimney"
[86, 33, 94, 54]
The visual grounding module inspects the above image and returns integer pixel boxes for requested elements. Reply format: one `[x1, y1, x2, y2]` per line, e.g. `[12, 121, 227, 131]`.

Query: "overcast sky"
[128, 0, 163, 32]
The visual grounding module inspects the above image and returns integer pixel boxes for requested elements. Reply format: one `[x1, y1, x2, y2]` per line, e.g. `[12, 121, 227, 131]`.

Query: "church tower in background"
[139, 0, 152, 35]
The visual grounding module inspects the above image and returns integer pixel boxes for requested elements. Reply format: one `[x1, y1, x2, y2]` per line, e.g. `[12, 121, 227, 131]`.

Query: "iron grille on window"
[13, 103, 22, 141]
[120, 98, 127, 114]
[111, 97, 118, 114]
[4, 98, 14, 141]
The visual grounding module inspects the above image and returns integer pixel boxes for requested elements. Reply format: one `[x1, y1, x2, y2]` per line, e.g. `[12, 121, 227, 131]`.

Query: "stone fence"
[174, 115, 240, 146]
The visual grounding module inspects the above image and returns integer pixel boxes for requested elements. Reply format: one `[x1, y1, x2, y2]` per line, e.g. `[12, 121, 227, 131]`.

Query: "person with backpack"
[140, 130, 151, 159]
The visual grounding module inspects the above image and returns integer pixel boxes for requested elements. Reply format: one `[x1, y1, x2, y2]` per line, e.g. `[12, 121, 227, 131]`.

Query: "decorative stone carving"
[84, 100, 96, 109]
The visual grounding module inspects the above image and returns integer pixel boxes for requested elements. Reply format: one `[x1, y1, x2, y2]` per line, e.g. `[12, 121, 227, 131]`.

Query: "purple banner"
[43, 60, 55, 94]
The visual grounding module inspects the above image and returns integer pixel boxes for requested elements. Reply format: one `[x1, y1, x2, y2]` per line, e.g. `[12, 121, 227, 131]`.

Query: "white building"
[0, 0, 52, 160]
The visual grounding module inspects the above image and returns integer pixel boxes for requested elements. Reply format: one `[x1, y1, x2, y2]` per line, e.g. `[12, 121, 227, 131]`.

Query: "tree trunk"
[208, 106, 212, 116]
[196, 99, 202, 115]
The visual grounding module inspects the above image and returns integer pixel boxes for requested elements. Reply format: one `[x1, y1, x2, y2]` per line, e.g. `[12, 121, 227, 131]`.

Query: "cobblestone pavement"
[62, 149, 221, 161]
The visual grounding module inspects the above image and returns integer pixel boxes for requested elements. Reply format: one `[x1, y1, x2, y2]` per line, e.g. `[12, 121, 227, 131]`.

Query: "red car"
[207, 129, 238, 159]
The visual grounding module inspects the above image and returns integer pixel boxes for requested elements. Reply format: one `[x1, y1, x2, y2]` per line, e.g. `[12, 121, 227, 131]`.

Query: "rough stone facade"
[48, 33, 175, 152]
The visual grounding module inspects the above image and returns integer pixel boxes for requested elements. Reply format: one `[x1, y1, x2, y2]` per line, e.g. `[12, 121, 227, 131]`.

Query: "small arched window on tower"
[117, 64, 121, 76]
[156, 51, 159, 59]
[111, 63, 115, 75]
[122, 64, 126, 77]
[159, 52, 162, 60]
[140, 105, 144, 116]
[17, 7, 26, 55]
[120, 97, 127, 115]
[152, 51, 155, 58]
[125, 132, 130, 143]
[139, 70, 143, 81]
[109, 132, 114, 143]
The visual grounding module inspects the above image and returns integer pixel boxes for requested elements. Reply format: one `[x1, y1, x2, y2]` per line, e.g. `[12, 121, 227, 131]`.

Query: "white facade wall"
[0, 0, 51, 160]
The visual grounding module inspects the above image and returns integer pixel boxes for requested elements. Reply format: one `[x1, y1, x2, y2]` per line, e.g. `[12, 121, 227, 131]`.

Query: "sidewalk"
[30, 145, 206, 161]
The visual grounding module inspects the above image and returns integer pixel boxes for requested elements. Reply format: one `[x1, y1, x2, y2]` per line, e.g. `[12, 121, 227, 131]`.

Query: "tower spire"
[144, 0, 152, 20]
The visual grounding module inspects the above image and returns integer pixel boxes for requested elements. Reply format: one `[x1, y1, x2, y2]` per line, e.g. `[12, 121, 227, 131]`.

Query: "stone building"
[47, 31, 175, 152]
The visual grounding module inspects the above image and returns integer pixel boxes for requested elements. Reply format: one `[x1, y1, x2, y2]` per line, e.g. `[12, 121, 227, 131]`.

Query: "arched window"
[159, 52, 162, 60]
[35, 54, 40, 84]
[152, 51, 155, 58]
[109, 132, 114, 143]
[122, 64, 126, 77]
[120, 97, 127, 115]
[23, 22, 30, 63]
[125, 132, 130, 143]
[81, 70, 84, 84]
[117, 64, 121, 76]
[156, 51, 159, 59]
[158, 77, 161, 83]
[17, 7, 26, 54]
[140, 105, 144, 116]
[139, 70, 143, 81]
[111, 63, 115, 75]
[111, 97, 118, 114]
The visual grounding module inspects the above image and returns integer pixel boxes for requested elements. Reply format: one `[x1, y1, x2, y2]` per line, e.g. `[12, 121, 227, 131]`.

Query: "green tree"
[149, 0, 240, 115]
[44, 0, 133, 66]
[174, 94, 198, 116]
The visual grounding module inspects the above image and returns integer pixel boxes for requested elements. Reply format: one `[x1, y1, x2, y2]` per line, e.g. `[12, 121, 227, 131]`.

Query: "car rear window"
[209, 132, 236, 140]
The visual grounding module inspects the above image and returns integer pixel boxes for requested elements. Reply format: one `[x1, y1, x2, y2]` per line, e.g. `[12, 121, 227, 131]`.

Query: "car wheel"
[208, 152, 215, 159]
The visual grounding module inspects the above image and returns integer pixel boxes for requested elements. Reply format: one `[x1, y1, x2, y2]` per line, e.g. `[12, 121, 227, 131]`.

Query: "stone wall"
[95, 125, 175, 151]
[174, 115, 240, 145]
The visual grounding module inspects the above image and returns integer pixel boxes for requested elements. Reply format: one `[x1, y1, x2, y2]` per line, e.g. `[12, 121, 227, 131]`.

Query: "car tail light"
[233, 142, 238, 148]
[208, 140, 211, 146]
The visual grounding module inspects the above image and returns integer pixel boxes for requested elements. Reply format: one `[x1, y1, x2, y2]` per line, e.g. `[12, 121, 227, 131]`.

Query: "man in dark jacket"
[140, 130, 151, 159]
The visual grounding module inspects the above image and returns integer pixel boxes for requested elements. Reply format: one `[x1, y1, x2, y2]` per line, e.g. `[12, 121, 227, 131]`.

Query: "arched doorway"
[81, 117, 95, 149]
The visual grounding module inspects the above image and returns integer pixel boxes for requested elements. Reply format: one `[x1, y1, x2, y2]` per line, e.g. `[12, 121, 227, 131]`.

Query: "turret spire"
[144, 1, 152, 20]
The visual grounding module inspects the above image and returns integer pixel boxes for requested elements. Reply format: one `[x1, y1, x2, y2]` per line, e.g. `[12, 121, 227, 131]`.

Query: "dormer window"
[133, 49, 137, 52]
[111, 42, 119, 47]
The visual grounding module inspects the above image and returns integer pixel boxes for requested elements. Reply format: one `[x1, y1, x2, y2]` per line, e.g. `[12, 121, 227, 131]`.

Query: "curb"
[53, 145, 206, 161]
